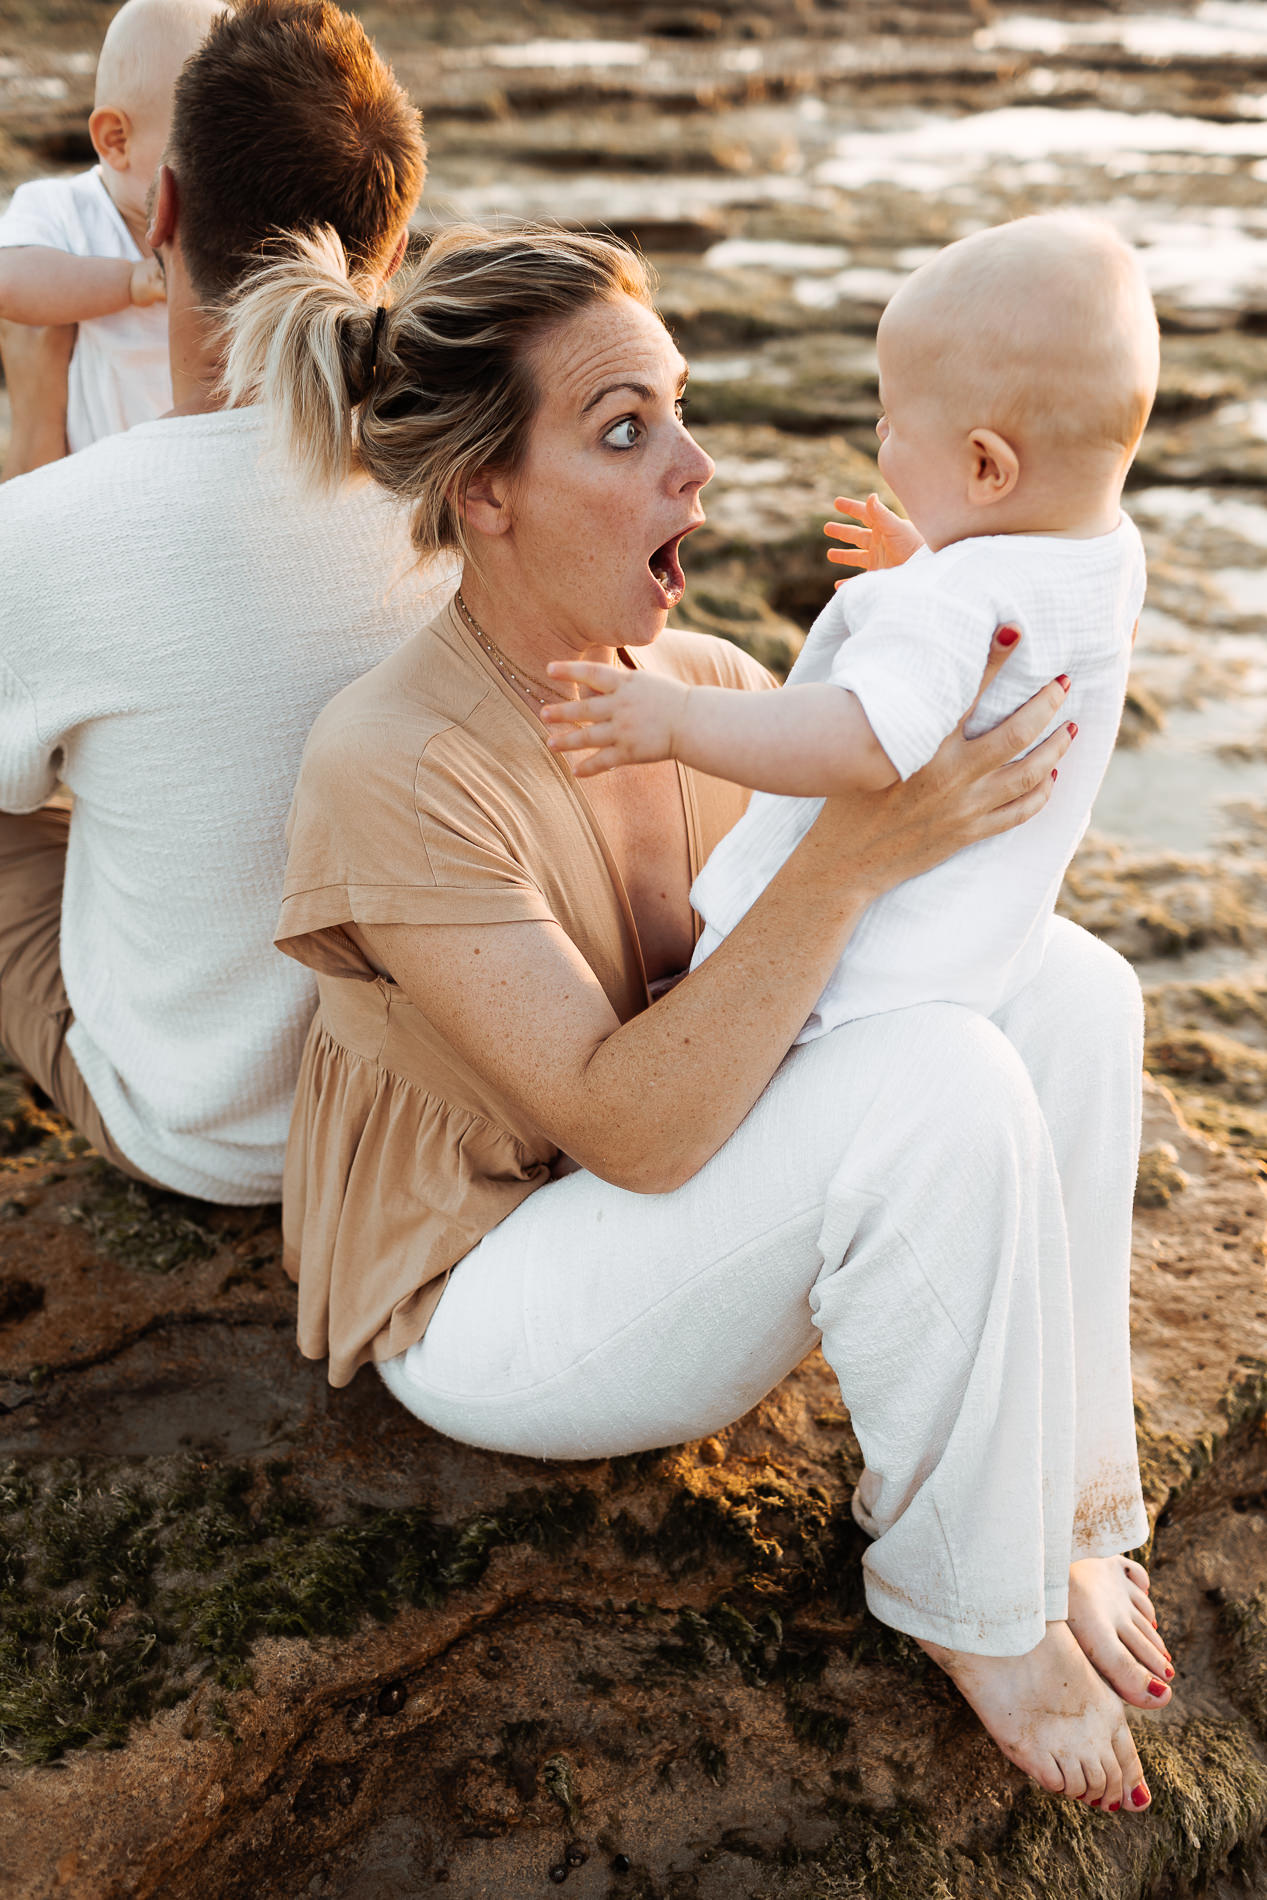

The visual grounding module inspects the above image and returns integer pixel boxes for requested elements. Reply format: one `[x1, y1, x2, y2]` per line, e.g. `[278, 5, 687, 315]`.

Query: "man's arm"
[543, 663, 898, 794]
[0, 247, 164, 326]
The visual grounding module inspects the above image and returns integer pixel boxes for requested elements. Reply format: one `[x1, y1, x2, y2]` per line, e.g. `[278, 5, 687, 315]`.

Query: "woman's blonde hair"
[222, 222, 657, 561]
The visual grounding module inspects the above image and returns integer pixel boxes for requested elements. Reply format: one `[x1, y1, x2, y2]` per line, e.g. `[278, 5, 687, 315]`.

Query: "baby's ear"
[89, 106, 131, 172]
[966, 428, 1019, 508]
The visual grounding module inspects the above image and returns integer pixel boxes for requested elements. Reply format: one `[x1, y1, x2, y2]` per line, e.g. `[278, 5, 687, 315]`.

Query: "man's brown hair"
[166, 0, 425, 302]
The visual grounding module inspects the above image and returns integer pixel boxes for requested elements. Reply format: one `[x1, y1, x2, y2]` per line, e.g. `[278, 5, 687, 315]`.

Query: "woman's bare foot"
[917, 1622, 1151, 1811]
[1067, 1554, 1174, 1711]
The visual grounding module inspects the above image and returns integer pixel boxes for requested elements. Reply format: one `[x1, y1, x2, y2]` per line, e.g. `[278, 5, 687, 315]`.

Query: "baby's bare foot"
[917, 1622, 1150, 1812]
[1067, 1554, 1174, 1712]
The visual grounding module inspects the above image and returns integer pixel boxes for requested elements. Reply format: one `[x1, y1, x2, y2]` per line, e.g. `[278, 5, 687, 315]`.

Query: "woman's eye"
[603, 418, 641, 450]
[675, 396, 688, 420]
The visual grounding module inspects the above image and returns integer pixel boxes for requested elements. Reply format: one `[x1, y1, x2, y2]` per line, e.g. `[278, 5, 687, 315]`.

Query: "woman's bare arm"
[356, 644, 1074, 1194]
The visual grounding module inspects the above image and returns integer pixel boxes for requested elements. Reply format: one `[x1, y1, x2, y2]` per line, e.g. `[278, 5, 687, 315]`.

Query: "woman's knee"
[813, 1001, 1051, 1187]
[1046, 918, 1144, 1042]
[904, 999, 1044, 1122]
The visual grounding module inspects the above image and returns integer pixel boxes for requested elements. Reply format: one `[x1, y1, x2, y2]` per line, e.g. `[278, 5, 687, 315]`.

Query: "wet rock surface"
[0, 1072, 1265, 1898]
[4, 0, 1267, 1893]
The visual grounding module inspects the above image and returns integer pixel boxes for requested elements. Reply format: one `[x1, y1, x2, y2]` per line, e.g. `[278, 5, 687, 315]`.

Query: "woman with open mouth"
[224, 222, 1156, 1813]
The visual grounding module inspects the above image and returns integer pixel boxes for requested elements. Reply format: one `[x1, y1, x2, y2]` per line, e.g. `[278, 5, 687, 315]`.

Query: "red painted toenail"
[1164, 1666, 1174, 1679]
[1109, 1803, 1121, 1812]
[1131, 1784, 1150, 1808]
[1148, 1679, 1166, 1697]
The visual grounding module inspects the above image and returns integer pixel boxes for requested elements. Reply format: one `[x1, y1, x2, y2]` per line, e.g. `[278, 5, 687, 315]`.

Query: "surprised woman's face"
[498, 293, 715, 655]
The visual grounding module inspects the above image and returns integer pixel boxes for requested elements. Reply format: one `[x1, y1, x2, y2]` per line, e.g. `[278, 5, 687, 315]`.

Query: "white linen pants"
[380, 917, 1148, 1657]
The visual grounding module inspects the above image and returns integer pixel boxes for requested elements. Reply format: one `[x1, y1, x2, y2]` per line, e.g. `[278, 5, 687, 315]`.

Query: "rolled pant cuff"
[1071, 1510, 1151, 1565]
[863, 1574, 1049, 1659]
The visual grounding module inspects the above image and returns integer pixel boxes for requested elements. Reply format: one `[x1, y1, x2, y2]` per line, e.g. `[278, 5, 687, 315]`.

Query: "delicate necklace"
[455, 590, 563, 710]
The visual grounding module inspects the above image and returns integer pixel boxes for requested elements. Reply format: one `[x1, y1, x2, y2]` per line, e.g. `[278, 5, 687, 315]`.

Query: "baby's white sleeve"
[826, 574, 999, 781]
[0, 180, 72, 252]
[0, 657, 61, 813]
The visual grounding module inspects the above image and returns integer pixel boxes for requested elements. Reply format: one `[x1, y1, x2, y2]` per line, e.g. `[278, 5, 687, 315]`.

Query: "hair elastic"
[369, 302, 388, 379]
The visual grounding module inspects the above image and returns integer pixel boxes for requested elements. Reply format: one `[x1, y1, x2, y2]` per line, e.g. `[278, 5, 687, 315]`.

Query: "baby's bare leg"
[0, 320, 74, 480]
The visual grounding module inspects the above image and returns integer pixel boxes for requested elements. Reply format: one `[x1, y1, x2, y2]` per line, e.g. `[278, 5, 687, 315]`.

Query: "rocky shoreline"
[0, 1072, 1264, 1897]
[3, 1, 1267, 1894]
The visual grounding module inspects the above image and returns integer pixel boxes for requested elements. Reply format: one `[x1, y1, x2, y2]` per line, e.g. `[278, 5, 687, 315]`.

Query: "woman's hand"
[825, 493, 925, 582]
[807, 626, 1074, 898]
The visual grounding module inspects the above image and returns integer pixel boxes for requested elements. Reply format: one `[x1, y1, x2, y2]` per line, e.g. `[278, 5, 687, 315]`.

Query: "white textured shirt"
[0, 408, 454, 1199]
[0, 168, 171, 453]
[692, 520, 1145, 1034]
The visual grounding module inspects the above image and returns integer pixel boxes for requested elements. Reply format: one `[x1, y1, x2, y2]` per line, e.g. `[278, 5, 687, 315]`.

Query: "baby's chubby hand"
[825, 493, 924, 586]
[542, 661, 689, 777]
[130, 257, 166, 308]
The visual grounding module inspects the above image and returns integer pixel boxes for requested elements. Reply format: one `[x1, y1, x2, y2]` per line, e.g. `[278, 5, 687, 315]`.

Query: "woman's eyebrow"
[580, 379, 655, 415]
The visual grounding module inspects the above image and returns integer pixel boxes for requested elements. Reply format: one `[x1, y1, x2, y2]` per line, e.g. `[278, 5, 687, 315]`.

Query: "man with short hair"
[0, 0, 446, 1202]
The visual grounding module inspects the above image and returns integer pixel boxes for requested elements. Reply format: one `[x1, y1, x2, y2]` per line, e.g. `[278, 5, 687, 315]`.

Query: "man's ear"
[90, 106, 132, 172]
[383, 229, 409, 282]
[462, 468, 511, 538]
[146, 164, 178, 256]
[967, 428, 1020, 507]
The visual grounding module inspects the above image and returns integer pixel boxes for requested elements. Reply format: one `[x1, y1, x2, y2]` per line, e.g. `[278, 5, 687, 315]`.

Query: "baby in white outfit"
[0, 0, 224, 475]
[544, 212, 1159, 1034]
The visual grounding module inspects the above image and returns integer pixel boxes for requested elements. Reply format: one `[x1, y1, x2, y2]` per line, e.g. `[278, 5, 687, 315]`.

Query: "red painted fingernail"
[1057, 673, 1071, 690]
[1148, 1679, 1166, 1697]
[997, 626, 1020, 646]
[1067, 721, 1078, 737]
[1131, 1783, 1150, 1808]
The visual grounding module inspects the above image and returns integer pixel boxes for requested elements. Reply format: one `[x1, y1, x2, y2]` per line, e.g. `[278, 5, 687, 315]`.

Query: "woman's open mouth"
[648, 531, 690, 609]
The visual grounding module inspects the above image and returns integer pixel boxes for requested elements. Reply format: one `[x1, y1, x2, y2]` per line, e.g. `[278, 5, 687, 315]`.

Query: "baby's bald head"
[95, 0, 227, 126]
[879, 214, 1159, 462]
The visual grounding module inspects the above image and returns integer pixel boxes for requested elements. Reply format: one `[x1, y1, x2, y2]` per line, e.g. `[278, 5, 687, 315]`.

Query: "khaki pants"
[0, 806, 154, 1181]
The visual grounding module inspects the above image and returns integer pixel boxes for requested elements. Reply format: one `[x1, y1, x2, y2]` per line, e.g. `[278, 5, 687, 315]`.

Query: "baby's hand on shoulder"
[129, 257, 166, 308]
[825, 493, 924, 586]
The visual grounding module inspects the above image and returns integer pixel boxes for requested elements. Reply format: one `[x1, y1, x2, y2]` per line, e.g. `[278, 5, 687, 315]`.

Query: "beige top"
[276, 598, 774, 1387]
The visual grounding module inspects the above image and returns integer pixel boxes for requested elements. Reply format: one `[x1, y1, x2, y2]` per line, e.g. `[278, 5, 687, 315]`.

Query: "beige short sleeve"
[276, 709, 554, 980]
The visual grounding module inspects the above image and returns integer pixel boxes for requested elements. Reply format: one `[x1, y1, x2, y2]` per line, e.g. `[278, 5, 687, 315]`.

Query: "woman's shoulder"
[644, 626, 778, 693]
[300, 601, 500, 785]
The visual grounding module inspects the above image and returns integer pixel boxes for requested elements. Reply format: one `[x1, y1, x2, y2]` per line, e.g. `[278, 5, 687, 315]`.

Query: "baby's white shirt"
[0, 167, 170, 452]
[691, 519, 1145, 1035]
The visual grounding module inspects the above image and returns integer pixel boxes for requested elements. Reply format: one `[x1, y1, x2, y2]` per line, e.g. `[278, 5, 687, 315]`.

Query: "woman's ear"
[462, 469, 512, 538]
[967, 428, 1020, 507]
[90, 106, 132, 172]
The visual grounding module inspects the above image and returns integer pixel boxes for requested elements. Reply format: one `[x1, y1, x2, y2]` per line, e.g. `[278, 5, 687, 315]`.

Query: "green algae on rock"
[0, 1455, 600, 1765]
[1220, 1592, 1267, 1740]
[59, 1172, 220, 1276]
